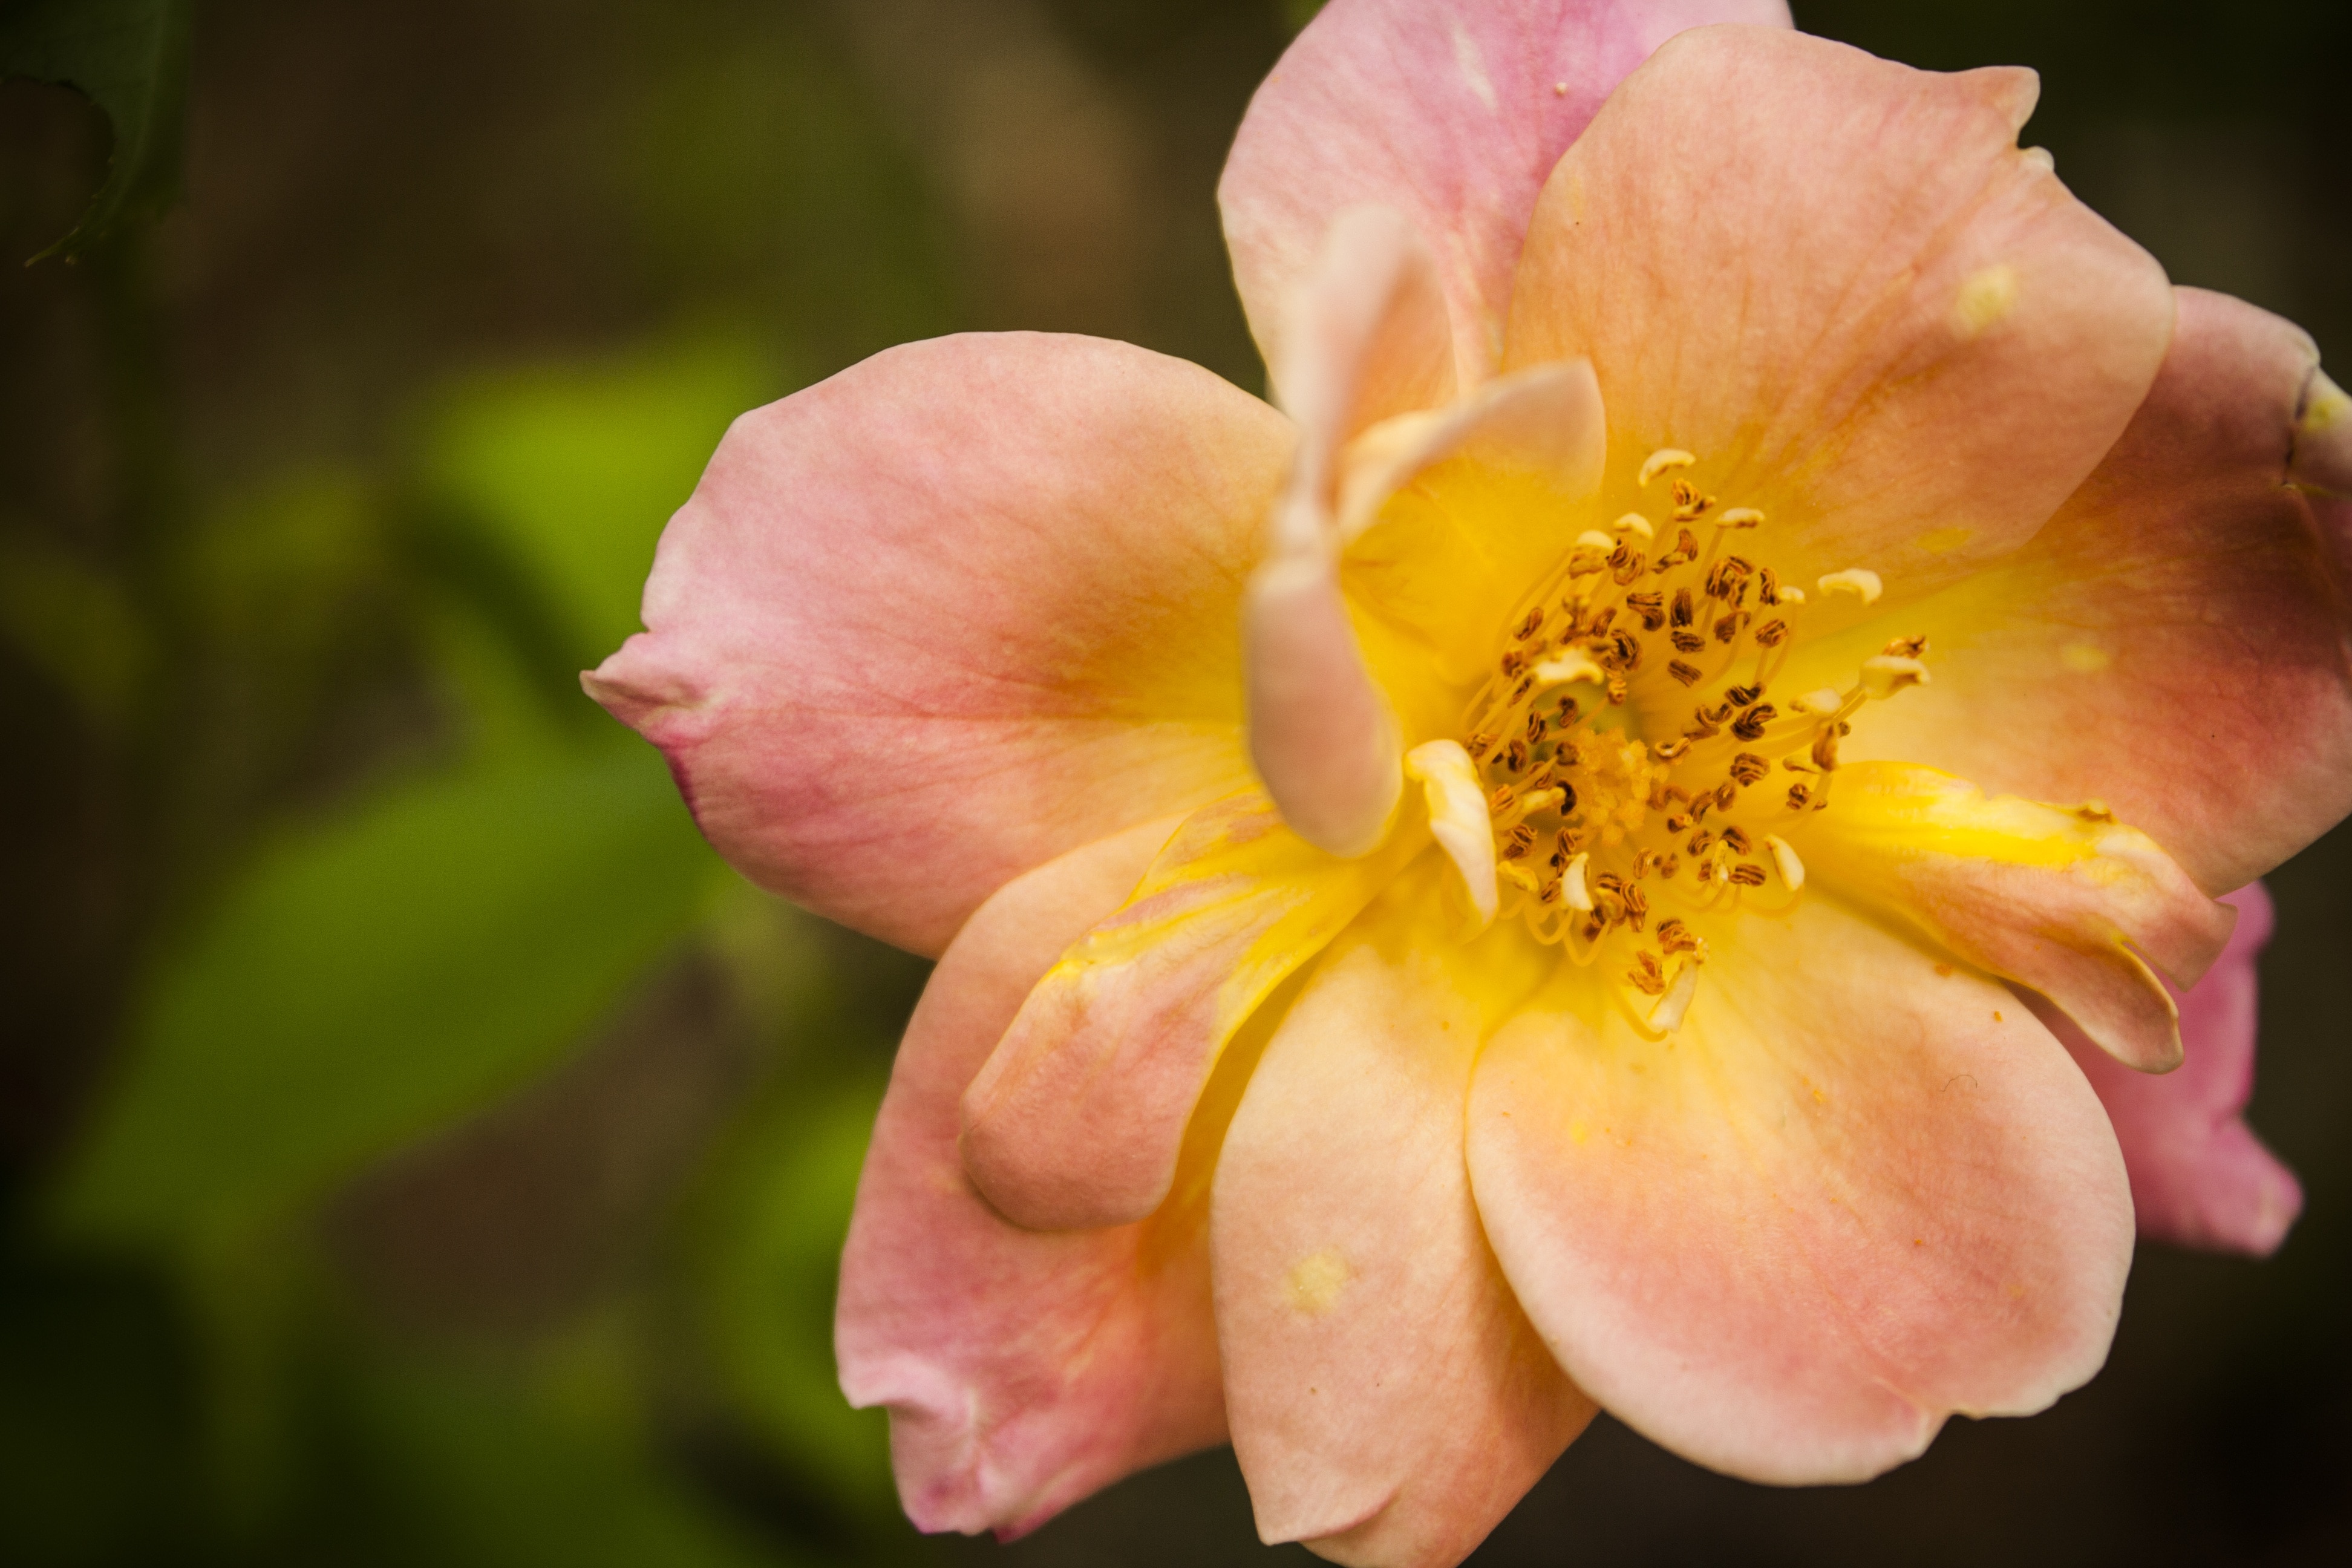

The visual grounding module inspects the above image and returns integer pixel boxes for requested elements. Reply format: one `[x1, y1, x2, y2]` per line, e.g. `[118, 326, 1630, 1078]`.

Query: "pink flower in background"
[587, 1, 2350, 1563]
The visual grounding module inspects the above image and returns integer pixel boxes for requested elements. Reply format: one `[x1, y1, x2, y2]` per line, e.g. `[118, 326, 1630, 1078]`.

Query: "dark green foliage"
[0, 0, 192, 256]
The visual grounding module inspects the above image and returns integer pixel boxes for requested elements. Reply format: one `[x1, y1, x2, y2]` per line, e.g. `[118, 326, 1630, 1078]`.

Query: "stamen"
[1612, 512, 1656, 540]
[1716, 508, 1765, 529]
[1763, 834, 1805, 891]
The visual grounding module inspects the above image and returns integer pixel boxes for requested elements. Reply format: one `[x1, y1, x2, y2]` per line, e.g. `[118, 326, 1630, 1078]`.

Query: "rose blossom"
[587, 2, 2351, 1563]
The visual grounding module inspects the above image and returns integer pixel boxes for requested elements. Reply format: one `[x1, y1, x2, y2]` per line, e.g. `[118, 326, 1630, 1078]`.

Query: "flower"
[586, 2, 2352, 1563]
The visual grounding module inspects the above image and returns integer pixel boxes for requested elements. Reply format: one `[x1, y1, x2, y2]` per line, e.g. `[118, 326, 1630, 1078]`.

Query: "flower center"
[1456, 449, 1928, 1032]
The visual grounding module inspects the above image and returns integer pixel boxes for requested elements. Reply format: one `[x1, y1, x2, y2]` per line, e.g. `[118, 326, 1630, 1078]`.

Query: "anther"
[1627, 951, 1667, 995]
[1753, 618, 1789, 647]
[1647, 961, 1700, 1034]
[1561, 852, 1593, 910]
[1668, 660, 1704, 686]
[1729, 863, 1766, 887]
[1764, 834, 1805, 891]
[1670, 480, 1714, 521]
[1624, 592, 1666, 630]
[1670, 631, 1706, 653]
[1534, 653, 1607, 688]
[1860, 655, 1930, 696]
[1658, 920, 1699, 955]
[1652, 737, 1691, 762]
[1731, 705, 1776, 741]
[1502, 824, 1538, 860]
[1612, 512, 1656, 540]
[1789, 687, 1844, 715]
[1638, 449, 1696, 486]
[1729, 753, 1768, 785]
[1515, 607, 1546, 639]
[1717, 508, 1765, 529]
[1720, 826, 1751, 855]
[1818, 569, 1883, 604]
[1786, 782, 1813, 809]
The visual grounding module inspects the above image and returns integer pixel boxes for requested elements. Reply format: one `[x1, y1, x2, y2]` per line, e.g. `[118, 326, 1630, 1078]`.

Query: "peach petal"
[1507, 26, 2174, 603]
[1468, 894, 2134, 1485]
[1212, 880, 1589, 1567]
[1831, 289, 2352, 893]
[1221, 0, 1791, 391]
[1788, 762, 2236, 1073]
[961, 791, 1425, 1231]
[2053, 884, 2304, 1256]
[835, 816, 1223, 1540]
[1274, 204, 1457, 462]
[583, 333, 1288, 956]
[1244, 549, 1405, 858]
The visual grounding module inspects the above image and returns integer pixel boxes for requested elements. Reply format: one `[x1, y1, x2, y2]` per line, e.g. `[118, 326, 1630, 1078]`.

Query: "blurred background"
[2, 1, 2345, 1563]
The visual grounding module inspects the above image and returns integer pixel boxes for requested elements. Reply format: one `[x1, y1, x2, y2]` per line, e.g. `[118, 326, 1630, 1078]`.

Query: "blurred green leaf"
[417, 342, 779, 676]
[0, 526, 151, 730]
[1278, 0, 1327, 34]
[56, 743, 718, 1249]
[0, 0, 193, 258]
[344, 1351, 801, 1568]
[692, 1074, 894, 1509]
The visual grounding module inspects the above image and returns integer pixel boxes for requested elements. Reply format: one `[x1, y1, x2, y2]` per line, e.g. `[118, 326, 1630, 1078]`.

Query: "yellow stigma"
[1454, 449, 1927, 1034]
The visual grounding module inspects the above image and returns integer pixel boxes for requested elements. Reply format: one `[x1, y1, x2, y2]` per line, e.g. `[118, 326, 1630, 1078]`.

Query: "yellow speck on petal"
[1993, 1010, 2005, 1022]
[1285, 1249, 1353, 1316]
[1916, 526, 1973, 555]
[1553, 80, 1569, 96]
[1570, 1119, 1589, 1145]
[2060, 641, 2111, 673]
[1954, 264, 2020, 338]
[2007, 1281, 2027, 1299]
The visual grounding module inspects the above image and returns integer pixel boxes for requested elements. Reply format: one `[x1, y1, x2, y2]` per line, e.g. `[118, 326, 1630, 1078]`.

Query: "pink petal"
[1836, 289, 2352, 894]
[583, 333, 1289, 956]
[1468, 893, 2134, 1485]
[2052, 883, 2304, 1256]
[835, 816, 1224, 1540]
[961, 791, 1424, 1231]
[1506, 27, 2174, 603]
[1788, 762, 2238, 1073]
[1210, 883, 1592, 1567]
[1220, 0, 1792, 392]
